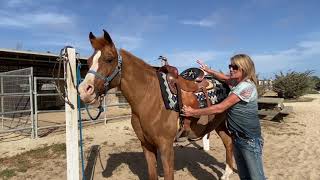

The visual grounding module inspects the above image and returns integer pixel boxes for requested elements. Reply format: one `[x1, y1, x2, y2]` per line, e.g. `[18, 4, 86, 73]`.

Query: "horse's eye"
[104, 57, 113, 63]
[103, 59, 112, 63]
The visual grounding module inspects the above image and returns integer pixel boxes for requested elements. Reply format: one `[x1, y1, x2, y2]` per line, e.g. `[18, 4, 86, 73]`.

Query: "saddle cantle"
[180, 67, 205, 82]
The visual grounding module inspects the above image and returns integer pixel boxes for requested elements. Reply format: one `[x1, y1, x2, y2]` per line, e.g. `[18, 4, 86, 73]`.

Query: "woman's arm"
[197, 60, 230, 81]
[182, 93, 241, 117]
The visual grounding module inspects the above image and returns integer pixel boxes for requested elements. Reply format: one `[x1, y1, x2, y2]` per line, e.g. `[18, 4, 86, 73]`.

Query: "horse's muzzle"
[78, 82, 100, 106]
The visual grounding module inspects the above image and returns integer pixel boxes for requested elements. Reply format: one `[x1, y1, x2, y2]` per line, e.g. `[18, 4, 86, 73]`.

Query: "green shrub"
[311, 76, 320, 91]
[273, 70, 314, 99]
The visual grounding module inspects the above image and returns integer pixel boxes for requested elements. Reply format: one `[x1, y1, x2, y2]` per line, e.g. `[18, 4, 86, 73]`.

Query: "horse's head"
[78, 30, 122, 106]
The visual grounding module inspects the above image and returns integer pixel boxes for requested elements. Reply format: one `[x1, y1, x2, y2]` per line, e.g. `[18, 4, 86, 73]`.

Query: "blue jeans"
[233, 135, 266, 180]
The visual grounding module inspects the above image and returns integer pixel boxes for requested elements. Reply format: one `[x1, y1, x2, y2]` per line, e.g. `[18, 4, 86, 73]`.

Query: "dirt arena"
[1, 94, 320, 180]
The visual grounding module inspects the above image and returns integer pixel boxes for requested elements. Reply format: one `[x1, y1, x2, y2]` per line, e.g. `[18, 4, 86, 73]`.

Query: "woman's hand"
[182, 105, 196, 117]
[196, 60, 210, 72]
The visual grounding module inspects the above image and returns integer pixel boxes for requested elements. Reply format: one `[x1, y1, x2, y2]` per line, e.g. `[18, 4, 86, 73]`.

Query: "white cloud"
[165, 38, 320, 77]
[4, 0, 62, 8]
[180, 19, 217, 27]
[108, 5, 168, 35]
[180, 12, 222, 28]
[5, 0, 33, 8]
[304, 31, 320, 40]
[167, 50, 222, 68]
[253, 39, 320, 77]
[104, 5, 168, 50]
[115, 35, 143, 51]
[0, 11, 73, 28]
[254, 40, 320, 63]
[0, 2, 81, 55]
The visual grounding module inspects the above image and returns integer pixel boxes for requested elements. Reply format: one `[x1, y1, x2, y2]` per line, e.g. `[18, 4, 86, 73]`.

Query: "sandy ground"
[1, 94, 320, 180]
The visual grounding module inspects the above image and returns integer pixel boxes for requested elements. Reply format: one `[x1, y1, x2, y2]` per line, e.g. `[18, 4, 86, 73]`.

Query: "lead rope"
[77, 68, 86, 180]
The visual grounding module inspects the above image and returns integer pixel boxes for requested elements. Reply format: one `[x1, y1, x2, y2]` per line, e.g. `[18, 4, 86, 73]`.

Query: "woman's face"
[229, 63, 243, 81]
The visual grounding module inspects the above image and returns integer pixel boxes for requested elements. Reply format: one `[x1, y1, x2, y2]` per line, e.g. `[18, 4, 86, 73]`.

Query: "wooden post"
[65, 48, 80, 180]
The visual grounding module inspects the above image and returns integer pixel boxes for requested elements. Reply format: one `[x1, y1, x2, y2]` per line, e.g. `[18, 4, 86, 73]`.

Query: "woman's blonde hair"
[231, 54, 258, 85]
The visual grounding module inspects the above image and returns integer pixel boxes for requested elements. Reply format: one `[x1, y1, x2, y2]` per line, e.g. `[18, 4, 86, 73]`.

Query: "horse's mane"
[121, 49, 157, 73]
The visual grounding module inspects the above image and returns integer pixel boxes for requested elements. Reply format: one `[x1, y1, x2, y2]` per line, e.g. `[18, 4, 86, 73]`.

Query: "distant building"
[258, 79, 273, 90]
[0, 48, 88, 110]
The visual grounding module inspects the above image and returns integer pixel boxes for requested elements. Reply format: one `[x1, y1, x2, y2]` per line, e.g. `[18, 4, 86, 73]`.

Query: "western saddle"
[158, 65, 215, 140]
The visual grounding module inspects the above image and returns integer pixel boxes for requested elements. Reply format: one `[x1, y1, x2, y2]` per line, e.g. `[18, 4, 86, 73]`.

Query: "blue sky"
[0, 0, 319, 78]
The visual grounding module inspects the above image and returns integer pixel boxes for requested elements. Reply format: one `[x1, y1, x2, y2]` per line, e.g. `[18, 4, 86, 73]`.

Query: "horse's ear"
[103, 29, 113, 44]
[89, 32, 96, 40]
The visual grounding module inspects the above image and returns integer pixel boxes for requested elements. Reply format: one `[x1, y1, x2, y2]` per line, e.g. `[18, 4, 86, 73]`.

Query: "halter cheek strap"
[87, 49, 122, 92]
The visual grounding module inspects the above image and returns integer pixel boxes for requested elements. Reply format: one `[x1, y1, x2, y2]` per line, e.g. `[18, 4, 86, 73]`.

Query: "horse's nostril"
[86, 84, 94, 94]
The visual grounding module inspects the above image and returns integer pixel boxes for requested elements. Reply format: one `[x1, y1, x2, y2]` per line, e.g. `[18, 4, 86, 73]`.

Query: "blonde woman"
[182, 54, 266, 180]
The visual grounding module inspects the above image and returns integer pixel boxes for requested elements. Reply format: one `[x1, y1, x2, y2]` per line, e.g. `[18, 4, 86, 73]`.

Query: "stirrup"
[175, 128, 189, 142]
[175, 128, 185, 142]
[175, 136, 188, 142]
[186, 130, 202, 141]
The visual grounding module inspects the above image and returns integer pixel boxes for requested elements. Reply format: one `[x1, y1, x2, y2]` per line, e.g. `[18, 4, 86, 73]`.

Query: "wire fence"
[0, 67, 131, 139]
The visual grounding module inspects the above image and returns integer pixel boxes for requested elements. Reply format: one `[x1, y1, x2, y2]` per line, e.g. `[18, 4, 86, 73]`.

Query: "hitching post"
[65, 47, 80, 180]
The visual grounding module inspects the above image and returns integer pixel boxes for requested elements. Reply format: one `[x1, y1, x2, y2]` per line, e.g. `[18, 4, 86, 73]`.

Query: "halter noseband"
[87, 49, 122, 93]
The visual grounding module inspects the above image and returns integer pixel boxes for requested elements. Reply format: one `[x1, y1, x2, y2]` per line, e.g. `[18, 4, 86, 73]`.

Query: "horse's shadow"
[101, 143, 225, 180]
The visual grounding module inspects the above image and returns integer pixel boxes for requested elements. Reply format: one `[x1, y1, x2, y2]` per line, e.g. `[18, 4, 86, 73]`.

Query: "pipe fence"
[0, 68, 130, 139]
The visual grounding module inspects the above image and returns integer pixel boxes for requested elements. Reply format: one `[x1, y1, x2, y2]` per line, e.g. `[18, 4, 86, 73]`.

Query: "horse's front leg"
[142, 143, 158, 180]
[215, 122, 234, 180]
[159, 140, 174, 180]
[131, 114, 158, 179]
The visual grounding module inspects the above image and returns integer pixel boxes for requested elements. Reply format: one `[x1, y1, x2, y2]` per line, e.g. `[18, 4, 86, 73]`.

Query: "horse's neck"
[119, 50, 157, 110]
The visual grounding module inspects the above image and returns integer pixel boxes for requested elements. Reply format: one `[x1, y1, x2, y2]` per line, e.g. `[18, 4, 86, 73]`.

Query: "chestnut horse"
[78, 30, 234, 180]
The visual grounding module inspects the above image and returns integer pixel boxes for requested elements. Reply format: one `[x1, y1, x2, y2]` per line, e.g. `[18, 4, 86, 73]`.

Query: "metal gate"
[0, 67, 34, 137]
